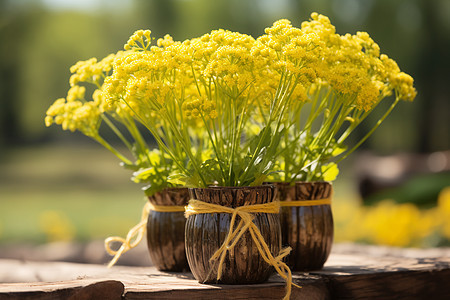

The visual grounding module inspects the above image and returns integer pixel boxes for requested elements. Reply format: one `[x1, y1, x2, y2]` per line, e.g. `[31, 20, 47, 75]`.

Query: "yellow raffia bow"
[185, 199, 301, 300]
[104, 201, 185, 267]
[280, 198, 331, 207]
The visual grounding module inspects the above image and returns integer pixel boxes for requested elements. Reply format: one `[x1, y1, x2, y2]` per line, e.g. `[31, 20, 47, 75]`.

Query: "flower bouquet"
[46, 12, 416, 299]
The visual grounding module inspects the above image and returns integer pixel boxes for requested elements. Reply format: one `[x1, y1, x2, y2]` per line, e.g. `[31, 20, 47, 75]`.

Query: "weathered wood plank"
[0, 263, 328, 300]
[323, 269, 450, 300]
[0, 244, 449, 299]
[311, 250, 450, 299]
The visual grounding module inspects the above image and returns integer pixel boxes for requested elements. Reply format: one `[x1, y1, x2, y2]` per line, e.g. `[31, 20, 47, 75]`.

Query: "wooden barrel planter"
[146, 187, 190, 272]
[274, 181, 333, 271]
[185, 185, 281, 284]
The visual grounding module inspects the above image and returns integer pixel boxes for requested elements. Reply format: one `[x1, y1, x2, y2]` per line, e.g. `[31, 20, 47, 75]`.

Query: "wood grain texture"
[146, 188, 190, 272]
[0, 244, 449, 299]
[67, 280, 124, 300]
[275, 181, 333, 271]
[313, 251, 450, 300]
[186, 186, 281, 284]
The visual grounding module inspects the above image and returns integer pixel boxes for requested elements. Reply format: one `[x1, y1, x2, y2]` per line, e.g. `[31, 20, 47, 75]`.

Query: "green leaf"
[249, 126, 272, 155]
[167, 173, 187, 186]
[199, 158, 223, 185]
[132, 167, 156, 182]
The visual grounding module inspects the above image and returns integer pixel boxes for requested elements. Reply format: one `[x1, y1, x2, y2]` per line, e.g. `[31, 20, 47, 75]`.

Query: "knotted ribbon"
[104, 201, 185, 267]
[185, 199, 300, 300]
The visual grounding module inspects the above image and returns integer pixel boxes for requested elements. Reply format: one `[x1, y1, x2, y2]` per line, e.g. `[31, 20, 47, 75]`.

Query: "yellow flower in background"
[437, 187, 450, 239]
[333, 199, 365, 242]
[39, 210, 76, 242]
[334, 187, 450, 247]
[362, 201, 423, 247]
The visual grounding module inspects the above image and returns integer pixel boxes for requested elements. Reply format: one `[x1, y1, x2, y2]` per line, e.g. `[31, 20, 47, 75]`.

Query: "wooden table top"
[1, 243, 449, 299]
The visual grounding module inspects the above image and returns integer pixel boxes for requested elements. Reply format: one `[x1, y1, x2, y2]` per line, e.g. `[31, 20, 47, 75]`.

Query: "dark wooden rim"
[266, 181, 333, 202]
[190, 185, 275, 191]
[265, 180, 332, 185]
[189, 185, 276, 207]
[147, 187, 190, 206]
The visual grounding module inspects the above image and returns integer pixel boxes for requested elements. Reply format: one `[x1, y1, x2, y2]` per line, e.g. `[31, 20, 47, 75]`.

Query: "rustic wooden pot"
[185, 185, 281, 284]
[274, 181, 333, 271]
[146, 187, 190, 272]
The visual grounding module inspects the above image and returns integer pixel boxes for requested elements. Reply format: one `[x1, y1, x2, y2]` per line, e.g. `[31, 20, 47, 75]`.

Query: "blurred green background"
[1, 0, 449, 249]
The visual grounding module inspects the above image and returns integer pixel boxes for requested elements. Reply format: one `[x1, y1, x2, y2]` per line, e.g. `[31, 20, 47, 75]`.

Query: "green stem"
[336, 96, 401, 164]
[200, 112, 227, 183]
[101, 114, 133, 150]
[337, 98, 381, 145]
[123, 114, 153, 165]
[121, 100, 190, 176]
[238, 71, 292, 183]
[283, 122, 290, 182]
[162, 107, 208, 186]
[228, 95, 237, 184]
[191, 63, 202, 97]
[232, 96, 251, 185]
[93, 135, 133, 165]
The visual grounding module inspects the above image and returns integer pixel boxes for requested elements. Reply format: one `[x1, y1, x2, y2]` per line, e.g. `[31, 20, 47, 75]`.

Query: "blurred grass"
[0, 142, 358, 244]
[0, 142, 144, 243]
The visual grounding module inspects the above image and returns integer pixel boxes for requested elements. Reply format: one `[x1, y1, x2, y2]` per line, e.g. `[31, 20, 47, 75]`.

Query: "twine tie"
[185, 199, 301, 300]
[104, 201, 185, 267]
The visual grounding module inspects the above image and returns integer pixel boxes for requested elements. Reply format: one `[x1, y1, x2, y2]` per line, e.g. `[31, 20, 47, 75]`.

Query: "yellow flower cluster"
[45, 86, 101, 137]
[380, 54, 417, 101]
[104, 13, 416, 122]
[48, 52, 126, 135]
[197, 30, 258, 93]
[298, 13, 416, 111]
[262, 13, 418, 182]
[182, 97, 217, 120]
[258, 19, 321, 83]
[103, 29, 267, 123]
[46, 50, 154, 173]
[124, 29, 152, 51]
[335, 187, 450, 247]
[69, 53, 119, 87]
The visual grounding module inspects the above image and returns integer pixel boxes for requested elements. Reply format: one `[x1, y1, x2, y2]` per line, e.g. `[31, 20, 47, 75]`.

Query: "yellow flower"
[334, 198, 445, 247]
[39, 210, 76, 242]
[66, 85, 85, 102]
[357, 200, 439, 247]
[437, 187, 450, 238]
[124, 29, 152, 51]
[45, 85, 101, 136]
